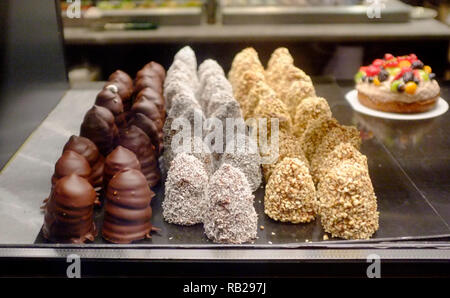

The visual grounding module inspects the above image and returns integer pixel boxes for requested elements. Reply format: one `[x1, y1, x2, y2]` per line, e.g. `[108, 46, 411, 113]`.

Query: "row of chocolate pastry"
[42, 63, 166, 244]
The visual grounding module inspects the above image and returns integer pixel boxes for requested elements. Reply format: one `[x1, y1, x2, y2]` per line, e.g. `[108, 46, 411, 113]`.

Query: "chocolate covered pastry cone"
[117, 125, 160, 187]
[63, 135, 104, 188]
[128, 113, 162, 154]
[135, 76, 163, 96]
[137, 61, 166, 82]
[80, 105, 119, 156]
[102, 169, 156, 244]
[107, 70, 133, 106]
[135, 87, 166, 120]
[43, 174, 97, 243]
[95, 87, 124, 118]
[51, 150, 91, 187]
[104, 146, 141, 189]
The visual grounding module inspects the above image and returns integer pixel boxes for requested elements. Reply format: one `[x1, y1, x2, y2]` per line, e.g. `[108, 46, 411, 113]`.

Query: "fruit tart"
[355, 53, 440, 113]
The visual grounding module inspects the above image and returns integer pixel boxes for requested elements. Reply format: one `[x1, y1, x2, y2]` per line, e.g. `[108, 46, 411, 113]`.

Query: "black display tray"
[34, 81, 450, 246]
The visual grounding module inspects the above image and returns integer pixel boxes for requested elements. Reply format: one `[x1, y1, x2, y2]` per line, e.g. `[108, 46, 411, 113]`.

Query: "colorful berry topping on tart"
[355, 54, 440, 113]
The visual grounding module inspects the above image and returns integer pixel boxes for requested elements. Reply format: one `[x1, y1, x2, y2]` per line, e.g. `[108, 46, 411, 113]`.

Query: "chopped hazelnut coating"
[300, 117, 340, 161]
[228, 47, 264, 90]
[310, 125, 361, 184]
[261, 132, 308, 183]
[316, 143, 368, 185]
[265, 48, 316, 115]
[253, 86, 292, 136]
[233, 70, 266, 105]
[317, 161, 379, 240]
[264, 158, 316, 224]
[293, 97, 332, 137]
[241, 80, 273, 119]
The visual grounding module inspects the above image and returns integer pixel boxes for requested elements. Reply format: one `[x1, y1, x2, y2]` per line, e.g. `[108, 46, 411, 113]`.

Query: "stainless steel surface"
[221, 0, 410, 24]
[0, 247, 450, 260]
[63, 19, 450, 44]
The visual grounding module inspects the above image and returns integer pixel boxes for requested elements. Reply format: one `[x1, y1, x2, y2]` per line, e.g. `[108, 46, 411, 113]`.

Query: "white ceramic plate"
[345, 89, 448, 121]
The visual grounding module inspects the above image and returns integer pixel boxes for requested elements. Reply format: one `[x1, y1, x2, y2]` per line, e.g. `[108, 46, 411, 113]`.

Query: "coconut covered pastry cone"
[63, 135, 104, 188]
[232, 70, 266, 106]
[264, 157, 316, 224]
[163, 153, 209, 226]
[220, 133, 262, 192]
[317, 161, 379, 240]
[293, 97, 332, 138]
[43, 174, 97, 243]
[102, 169, 156, 244]
[204, 163, 257, 244]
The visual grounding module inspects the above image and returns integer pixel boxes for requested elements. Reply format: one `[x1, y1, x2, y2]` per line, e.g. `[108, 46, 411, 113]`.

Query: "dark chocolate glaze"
[109, 70, 133, 91]
[117, 125, 160, 187]
[130, 97, 163, 131]
[134, 76, 163, 96]
[104, 145, 141, 189]
[80, 105, 119, 156]
[102, 169, 155, 244]
[51, 150, 91, 186]
[135, 87, 166, 119]
[104, 80, 133, 109]
[139, 61, 165, 81]
[128, 113, 161, 154]
[43, 174, 97, 243]
[95, 87, 124, 118]
[63, 135, 104, 188]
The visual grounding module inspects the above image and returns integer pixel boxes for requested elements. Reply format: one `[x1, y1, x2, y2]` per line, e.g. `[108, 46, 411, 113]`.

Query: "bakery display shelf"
[62, 7, 203, 27]
[221, 0, 410, 25]
[0, 80, 449, 259]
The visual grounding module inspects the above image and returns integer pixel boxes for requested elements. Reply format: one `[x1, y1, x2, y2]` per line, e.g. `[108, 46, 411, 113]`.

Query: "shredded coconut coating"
[163, 153, 208, 226]
[204, 163, 257, 244]
[264, 157, 316, 224]
[293, 97, 332, 137]
[300, 117, 340, 161]
[221, 134, 262, 192]
[198, 59, 225, 82]
[253, 86, 292, 136]
[310, 125, 362, 184]
[209, 98, 242, 125]
[199, 75, 233, 111]
[163, 81, 196, 110]
[173, 46, 198, 75]
[163, 98, 204, 169]
[205, 91, 235, 117]
[317, 161, 379, 240]
[261, 132, 308, 183]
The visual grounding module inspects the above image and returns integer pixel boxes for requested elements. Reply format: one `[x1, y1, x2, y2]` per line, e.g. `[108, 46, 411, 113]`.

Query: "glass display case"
[0, 0, 449, 279]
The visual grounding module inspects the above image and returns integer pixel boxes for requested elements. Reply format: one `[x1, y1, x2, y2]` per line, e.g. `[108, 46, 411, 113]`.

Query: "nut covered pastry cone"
[264, 157, 316, 224]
